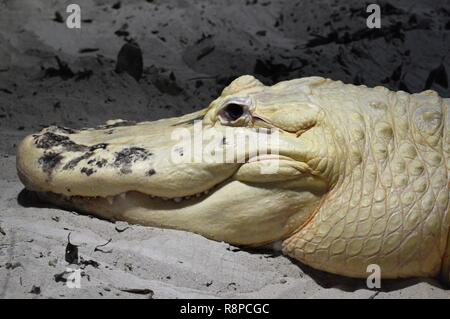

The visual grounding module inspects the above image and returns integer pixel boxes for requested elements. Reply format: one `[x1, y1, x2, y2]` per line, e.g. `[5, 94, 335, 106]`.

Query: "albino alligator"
[16, 75, 450, 283]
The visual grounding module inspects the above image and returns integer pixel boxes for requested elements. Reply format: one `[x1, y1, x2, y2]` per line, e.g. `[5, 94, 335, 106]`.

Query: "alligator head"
[16, 75, 450, 282]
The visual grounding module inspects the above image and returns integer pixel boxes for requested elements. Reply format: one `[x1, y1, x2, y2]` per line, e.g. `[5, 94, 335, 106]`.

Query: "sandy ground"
[0, 0, 449, 298]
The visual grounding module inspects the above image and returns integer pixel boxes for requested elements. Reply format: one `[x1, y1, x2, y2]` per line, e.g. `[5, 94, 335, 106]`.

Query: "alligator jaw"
[33, 175, 325, 247]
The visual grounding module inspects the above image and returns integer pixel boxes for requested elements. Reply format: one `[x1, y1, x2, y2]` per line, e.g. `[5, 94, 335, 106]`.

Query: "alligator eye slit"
[222, 103, 244, 121]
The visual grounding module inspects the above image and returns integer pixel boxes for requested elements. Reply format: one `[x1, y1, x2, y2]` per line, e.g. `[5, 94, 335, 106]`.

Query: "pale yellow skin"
[16, 76, 450, 283]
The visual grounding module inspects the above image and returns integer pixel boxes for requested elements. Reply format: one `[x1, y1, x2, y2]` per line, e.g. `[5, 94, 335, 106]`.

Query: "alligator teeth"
[145, 184, 219, 202]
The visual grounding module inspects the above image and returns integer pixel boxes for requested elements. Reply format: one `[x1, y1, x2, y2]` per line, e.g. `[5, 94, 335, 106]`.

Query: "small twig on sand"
[119, 288, 154, 298]
[114, 226, 130, 233]
[0, 226, 5, 236]
[94, 238, 112, 253]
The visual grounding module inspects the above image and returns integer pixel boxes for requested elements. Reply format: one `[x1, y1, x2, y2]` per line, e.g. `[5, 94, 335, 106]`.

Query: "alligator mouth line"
[47, 180, 227, 205]
[109, 182, 222, 204]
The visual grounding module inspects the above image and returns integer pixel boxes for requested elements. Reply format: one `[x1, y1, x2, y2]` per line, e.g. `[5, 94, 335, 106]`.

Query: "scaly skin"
[282, 82, 450, 281]
[16, 76, 450, 283]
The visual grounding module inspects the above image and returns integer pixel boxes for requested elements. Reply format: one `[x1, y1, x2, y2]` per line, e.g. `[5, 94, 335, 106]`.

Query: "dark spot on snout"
[46, 126, 77, 135]
[95, 159, 108, 168]
[89, 143, 108, 151]
[63, 152, 94, 170]
[37, 133, 109, 171]
[34, 132, 87, 152]
[34, 133, 68, 148]
[38, 152, 64, 175]
[146, 169, 156, 176]
[80, 167, 95, 176]
[114, 147, 152, 174]
[86, 158, 107, 167]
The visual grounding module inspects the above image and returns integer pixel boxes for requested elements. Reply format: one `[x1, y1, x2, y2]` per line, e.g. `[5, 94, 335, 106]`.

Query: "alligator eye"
[218, 104, 249, 124]
[217, 97, 252, 124]
[222, 104, 244, 120]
